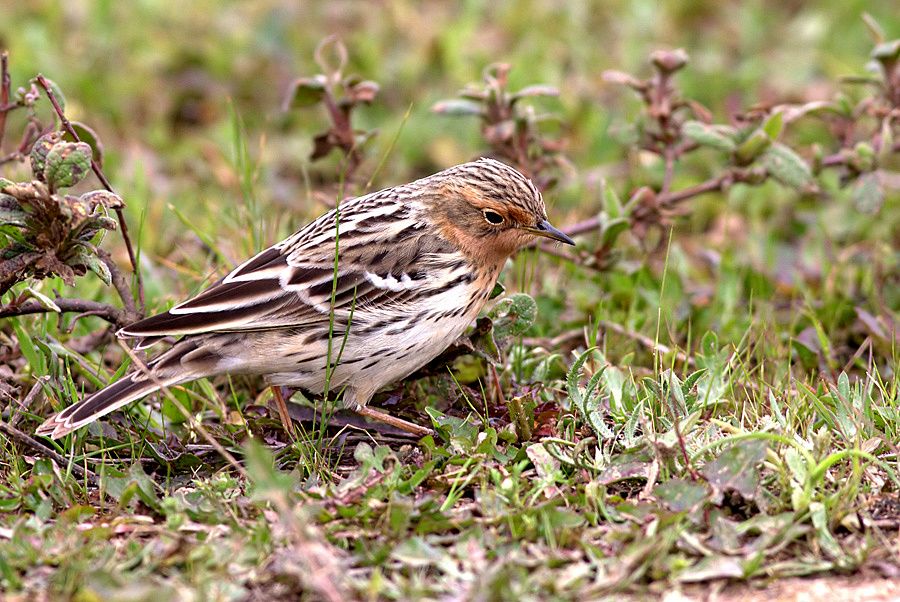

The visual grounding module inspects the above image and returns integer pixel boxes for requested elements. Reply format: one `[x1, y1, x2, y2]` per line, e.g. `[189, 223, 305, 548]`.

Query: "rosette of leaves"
[432, 63, 565, 189]
[0, 132, 122, 294]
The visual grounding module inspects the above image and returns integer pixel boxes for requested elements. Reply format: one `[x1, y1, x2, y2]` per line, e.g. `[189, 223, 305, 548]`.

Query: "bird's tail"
[35, 372, 183, 440]
[35, 338, 219, 440]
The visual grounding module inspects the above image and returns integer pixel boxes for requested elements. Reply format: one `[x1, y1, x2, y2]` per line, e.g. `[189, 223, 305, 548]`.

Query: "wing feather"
[117, 195, 456, 340]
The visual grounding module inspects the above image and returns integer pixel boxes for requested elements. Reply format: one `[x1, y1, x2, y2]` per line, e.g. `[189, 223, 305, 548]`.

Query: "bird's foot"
[354, 405, 433, 438]
[270, 386, 295, 436]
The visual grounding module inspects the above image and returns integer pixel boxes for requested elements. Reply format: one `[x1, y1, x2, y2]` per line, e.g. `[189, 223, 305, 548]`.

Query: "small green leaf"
[75, 251, 112, 286]
[243, 439, 295, 502]
[762, 143, 814, 189]
[69, 121, 105, 167]
[600, 217, 631, 249]
[29, 132, 63, 179]
[810, 502, 846, 560]
[40, 77, 67, 114]
[683, 121, 736, 152]
[102, 462, 160, 511]
[700, 331, 718, 357]
[426, 407, 479, 451]
[602, 181, 624, 217]
[784, 447, 809, 484]
[489, 281, 506, 299]
[734, 128, 771, 164]
[44, 141, 93, 189]
[763, 111, 784, 139]
[23, 287, 60, 312]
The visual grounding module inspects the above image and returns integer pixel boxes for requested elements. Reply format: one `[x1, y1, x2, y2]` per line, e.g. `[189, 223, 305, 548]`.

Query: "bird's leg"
[270, 386, 294, 435]
[354, 405, 433, 437]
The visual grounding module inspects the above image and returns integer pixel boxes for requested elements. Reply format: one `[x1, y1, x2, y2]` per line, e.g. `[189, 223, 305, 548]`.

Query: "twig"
[34, 74, 145, 312]
[0, 419, 100, 486]
[0, 297, 131, 329]
[821, 140, 900, 167]
[0, 51, 10, 150]
[8, 376, 48, 428]
[98, 249, 140, 323]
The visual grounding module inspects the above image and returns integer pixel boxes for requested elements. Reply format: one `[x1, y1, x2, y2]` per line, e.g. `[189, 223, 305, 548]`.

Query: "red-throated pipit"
[36, 158, 574, 439]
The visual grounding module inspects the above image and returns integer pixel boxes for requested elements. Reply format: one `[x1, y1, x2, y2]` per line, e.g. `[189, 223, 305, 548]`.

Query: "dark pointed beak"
[525, 219, 576, 245]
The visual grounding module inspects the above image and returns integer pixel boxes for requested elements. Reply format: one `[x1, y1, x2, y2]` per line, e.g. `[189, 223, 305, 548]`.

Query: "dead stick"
[0, 297, 129, 327]
[98, 249, 139, 322]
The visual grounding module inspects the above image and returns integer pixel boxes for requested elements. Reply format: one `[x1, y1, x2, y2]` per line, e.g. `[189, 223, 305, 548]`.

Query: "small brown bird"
[36, 158, 574, 439]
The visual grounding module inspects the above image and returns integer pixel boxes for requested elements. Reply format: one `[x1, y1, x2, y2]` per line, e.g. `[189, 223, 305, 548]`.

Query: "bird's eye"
[483, 210, 505, 225]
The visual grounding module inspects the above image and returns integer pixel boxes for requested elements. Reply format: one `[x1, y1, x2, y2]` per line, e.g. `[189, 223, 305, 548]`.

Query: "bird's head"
[424, 158, 574, 263]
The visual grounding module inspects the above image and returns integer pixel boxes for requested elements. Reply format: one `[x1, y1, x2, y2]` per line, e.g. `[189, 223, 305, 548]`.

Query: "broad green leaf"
[244, 439, 295, 501]
[701, 439, 768, 503]
[654, 479, 709, 512]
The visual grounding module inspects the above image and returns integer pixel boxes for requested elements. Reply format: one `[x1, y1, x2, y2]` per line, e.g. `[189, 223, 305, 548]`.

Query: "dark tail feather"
[35, 373, 176, 440]
[36, 338, 225, 440]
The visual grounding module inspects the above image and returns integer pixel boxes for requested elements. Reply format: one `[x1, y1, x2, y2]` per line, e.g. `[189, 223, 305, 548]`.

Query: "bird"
[36, 158, 574, 440]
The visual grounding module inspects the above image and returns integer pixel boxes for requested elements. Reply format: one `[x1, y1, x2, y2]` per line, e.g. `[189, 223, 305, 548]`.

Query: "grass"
[1, 1, 899, 600]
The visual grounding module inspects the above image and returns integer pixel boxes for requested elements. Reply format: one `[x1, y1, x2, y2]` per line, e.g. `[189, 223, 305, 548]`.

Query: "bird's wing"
[118, 194, 458, 339]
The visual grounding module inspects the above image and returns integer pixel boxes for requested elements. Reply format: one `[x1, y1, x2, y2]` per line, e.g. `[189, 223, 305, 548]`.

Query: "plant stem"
[35, 74, 145, 313]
